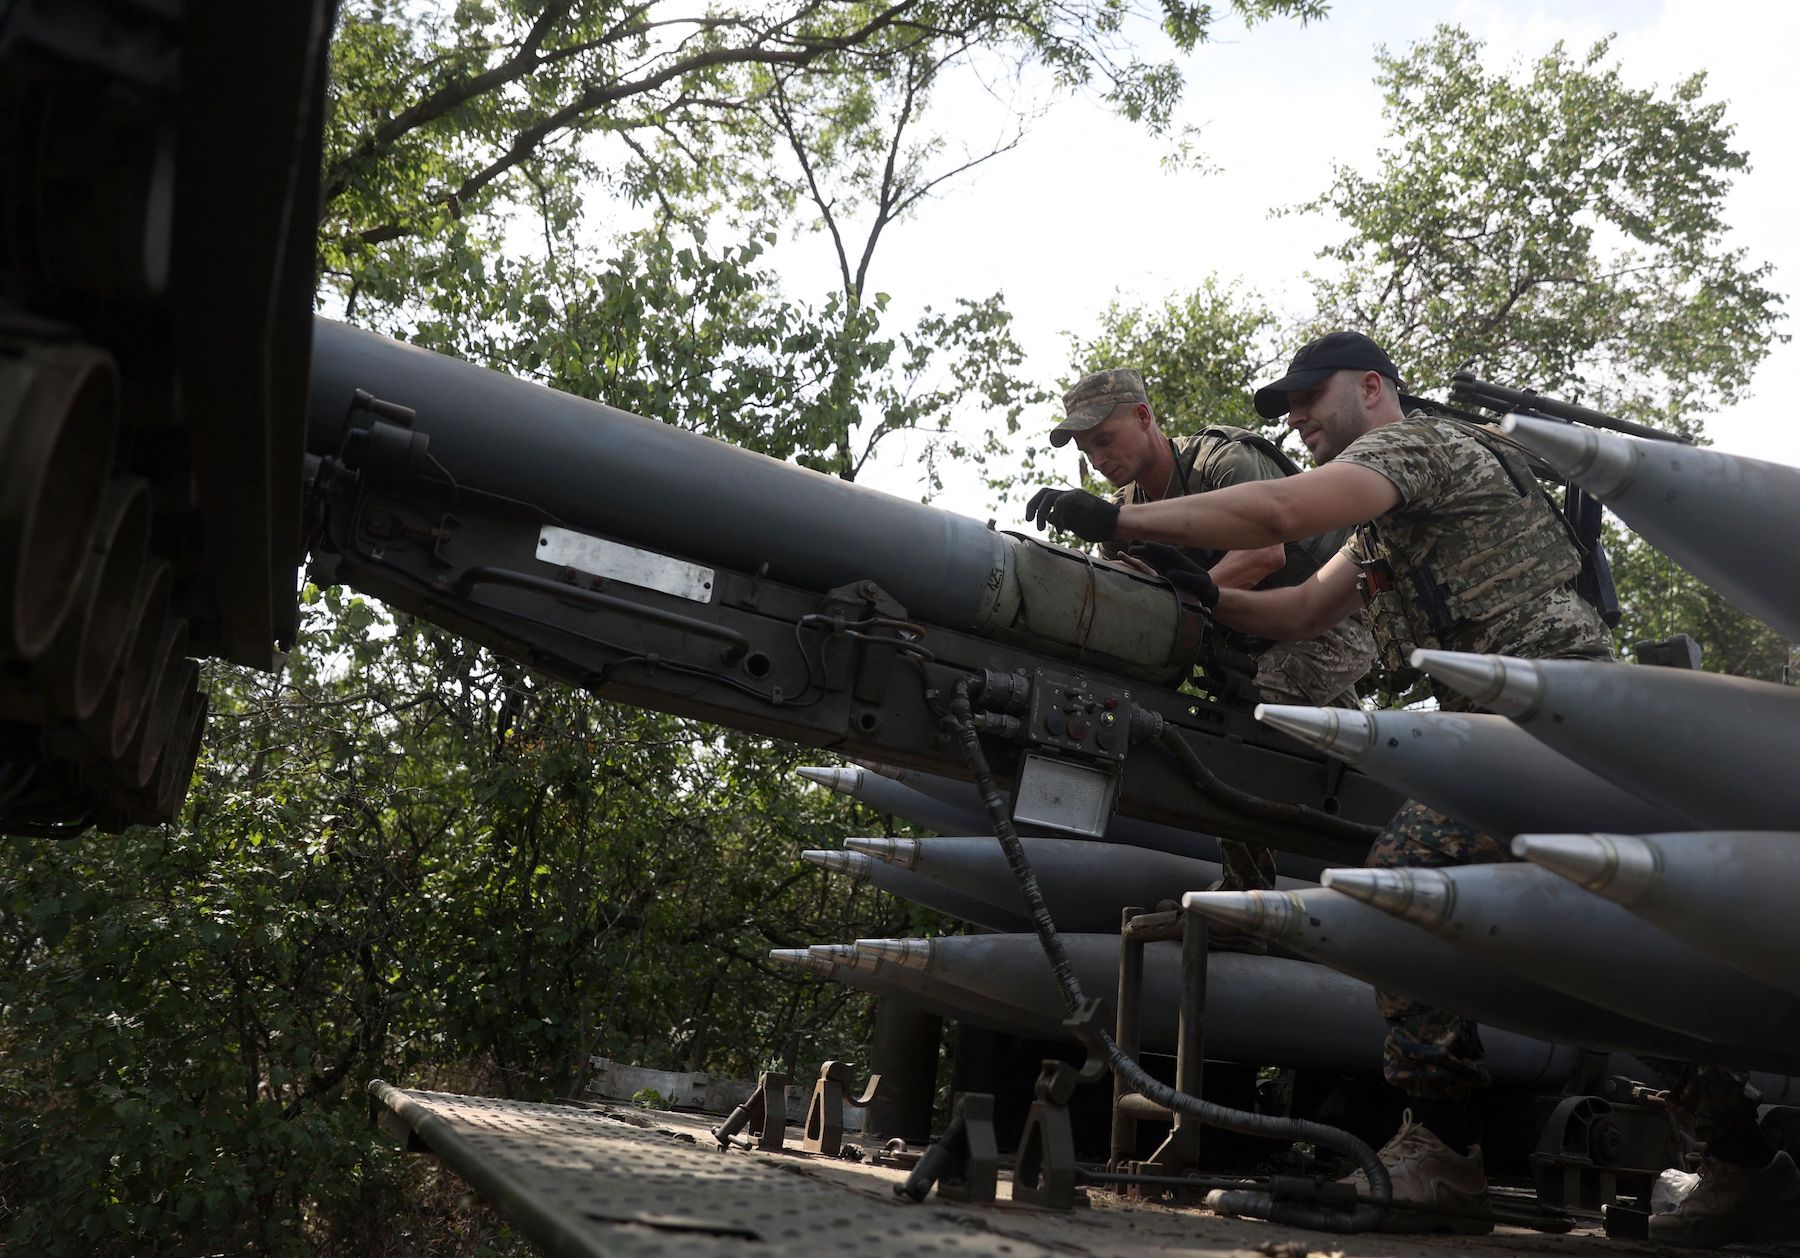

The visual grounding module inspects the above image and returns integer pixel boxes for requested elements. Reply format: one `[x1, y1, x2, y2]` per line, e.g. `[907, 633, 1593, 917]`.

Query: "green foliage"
[1070, 278, 1283, 437]
[1299, 25, 1784, 425]
[0, 596, 940, 1253]
[318, 1, 1328, 499]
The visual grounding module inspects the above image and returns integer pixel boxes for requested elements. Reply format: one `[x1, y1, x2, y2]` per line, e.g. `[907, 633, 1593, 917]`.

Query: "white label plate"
[536, 526, 715, 603]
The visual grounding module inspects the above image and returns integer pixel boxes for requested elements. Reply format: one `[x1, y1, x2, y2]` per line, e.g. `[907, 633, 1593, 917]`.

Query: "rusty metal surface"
[373, 1084, 1690, 1258]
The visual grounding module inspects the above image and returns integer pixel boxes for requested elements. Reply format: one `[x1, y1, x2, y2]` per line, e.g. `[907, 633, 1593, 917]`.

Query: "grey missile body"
[1413, 651, 1800, 831]
[841, 835, 1253, 932]
[785, 946, 1054, 1034]
[1501, 413, 1800, 641]
[309, 319, 1198, 684]
[797, 766, 993, 839]
[1254, 705, 1694, 837]
[824, 761, 1330, 882]
[798, 848, 1030, 932]
[1183, 888, 1744, 1066]
[1516, 831, 1800, 999]
[1322, 864, 1800, 1073]
[848, 933, 1582, 1087]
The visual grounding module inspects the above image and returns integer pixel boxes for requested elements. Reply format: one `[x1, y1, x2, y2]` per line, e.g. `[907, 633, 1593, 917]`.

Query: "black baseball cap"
[1253, 331, 1401, 419]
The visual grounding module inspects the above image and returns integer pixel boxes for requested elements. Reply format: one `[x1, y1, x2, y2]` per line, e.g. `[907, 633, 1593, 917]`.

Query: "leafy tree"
[0, 590, 937, 1253]
[1299, 25, 1783, 428]
[320, 0, 1331, 492]
[1296, 27, 1787, 669]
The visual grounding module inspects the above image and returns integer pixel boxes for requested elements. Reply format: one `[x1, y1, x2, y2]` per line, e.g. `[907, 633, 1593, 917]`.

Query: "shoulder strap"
[1196, 425, 1306, 478]
[1442, 417, 1590, 558]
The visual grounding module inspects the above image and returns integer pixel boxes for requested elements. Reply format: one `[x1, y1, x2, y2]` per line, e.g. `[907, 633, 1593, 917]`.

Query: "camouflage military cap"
[1051, 369, 1148, 447]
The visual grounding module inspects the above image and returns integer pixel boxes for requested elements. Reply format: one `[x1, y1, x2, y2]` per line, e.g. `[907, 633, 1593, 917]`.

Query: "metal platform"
[372, 1082, 1692, 1258]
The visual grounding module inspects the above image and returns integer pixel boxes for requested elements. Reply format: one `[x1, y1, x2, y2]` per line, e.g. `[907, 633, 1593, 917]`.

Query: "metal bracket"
[819, 580, 913, 706]
[1011, 1061, 1082, 1210]
[710, 1070, 788, 1152]
[801, 1060, 882, 1156]
[1528, 1093, 1677, 1211]
[896, 1092, 998, 1204]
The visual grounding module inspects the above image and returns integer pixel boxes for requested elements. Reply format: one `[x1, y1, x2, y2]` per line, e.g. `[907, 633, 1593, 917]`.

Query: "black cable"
[1155, 724, 1382, 844]
[939, 676, 1391, 1232]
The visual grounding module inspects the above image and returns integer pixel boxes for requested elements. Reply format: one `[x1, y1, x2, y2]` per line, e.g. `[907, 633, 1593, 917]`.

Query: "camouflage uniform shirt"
[1107, 429, 1375, 707]
[1336, 413, 1613, 709]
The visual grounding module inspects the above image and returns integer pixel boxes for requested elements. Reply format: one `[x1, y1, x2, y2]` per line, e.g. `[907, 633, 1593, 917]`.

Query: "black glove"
[1024, 487, 1120, 542]
[1131, 542, 1220, 609]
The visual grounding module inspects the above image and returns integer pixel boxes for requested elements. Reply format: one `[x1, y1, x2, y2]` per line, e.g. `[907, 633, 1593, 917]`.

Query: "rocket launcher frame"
[302, 320, 1399, 865]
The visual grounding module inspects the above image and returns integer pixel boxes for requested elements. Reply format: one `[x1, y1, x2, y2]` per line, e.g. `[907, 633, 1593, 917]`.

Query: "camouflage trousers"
[1216, 654, 1363, 893]
[1372, 802, 1762, 1146]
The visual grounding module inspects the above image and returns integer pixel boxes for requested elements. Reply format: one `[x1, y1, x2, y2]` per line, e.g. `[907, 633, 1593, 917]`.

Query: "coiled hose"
[941, 677, 1390, 1232]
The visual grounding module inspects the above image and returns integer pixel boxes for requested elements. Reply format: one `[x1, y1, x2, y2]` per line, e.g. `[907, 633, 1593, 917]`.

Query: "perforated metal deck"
[372, 1082, 1670, 1258]
[373, 1082, 1059, 1257]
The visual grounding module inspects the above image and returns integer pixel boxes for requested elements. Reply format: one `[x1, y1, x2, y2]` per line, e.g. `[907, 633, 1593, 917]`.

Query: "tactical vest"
[1354, 418, 1584, 679]
[1158, 426, 1330, 578]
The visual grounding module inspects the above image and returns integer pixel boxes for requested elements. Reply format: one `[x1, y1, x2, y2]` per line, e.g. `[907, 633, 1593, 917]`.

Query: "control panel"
[1025, 668, 1131, 762]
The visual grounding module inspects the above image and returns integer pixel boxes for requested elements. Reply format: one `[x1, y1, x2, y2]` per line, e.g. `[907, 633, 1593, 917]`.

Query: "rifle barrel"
[1449, 373, 1689, 445]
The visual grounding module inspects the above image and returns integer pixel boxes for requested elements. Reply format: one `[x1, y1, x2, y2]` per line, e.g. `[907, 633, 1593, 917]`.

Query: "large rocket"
[1515, 831, 1800, 999]
[1502, 413, 1800, 641]
[1321, 864, 1800, 1072]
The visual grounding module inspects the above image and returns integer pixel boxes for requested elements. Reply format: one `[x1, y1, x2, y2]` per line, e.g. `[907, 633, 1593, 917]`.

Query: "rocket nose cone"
[801, 849, 872, 879]
[1410, 650, 1544, 719]
[1514, 832, 1656, 903]
[853, 937, 931, 969]
[1254, 704, 1374, 760]
[1501, 413, 1636, 497]
[844, 836, 920, 867]
[1182, 890, 1291, 938]
[808, 944, 858, 961]
[797, 765, 859, 793]
[1321, 866, 1454, 927]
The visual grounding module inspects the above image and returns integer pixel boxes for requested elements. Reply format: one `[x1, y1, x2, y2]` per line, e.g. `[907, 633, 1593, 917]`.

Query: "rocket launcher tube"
[1413, 650, 1800, 831]
[799, 847, 1031, 932]
[308, 319, 1203, 685]
[1516, 831, 1800, 999]
[1501, 413, 1800, 641]
[1323, 863, 1800, 1069]
[1253, 704, 1693, 837]
[839, 760, 1331, 882]
[1184, 887, 1747, 1066]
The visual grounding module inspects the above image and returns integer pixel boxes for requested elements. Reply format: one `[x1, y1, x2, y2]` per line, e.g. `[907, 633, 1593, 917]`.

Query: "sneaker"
[1648, 1150, 1800, 1248]
[1339, 1109, 1493, 1234]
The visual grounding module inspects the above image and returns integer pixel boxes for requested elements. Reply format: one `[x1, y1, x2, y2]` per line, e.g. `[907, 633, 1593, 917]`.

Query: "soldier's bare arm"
[1209, 553, 1365, 641]
[1208, 544, 1287, 589]
[1114, 463, 1400, 551]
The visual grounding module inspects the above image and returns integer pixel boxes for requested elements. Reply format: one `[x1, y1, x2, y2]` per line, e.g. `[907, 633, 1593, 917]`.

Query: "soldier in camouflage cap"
[1026, 331, 1787, 1242]
[1046, 367, 1376, 904]
[1052, 369, 1152, 447]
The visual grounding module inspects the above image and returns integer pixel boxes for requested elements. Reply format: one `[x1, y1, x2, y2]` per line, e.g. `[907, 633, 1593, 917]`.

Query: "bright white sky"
[768, 0, 1800, 524]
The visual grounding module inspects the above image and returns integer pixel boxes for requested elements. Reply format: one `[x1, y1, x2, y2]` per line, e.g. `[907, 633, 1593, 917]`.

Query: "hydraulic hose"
[1156, 722, 1382, 844]
[942, 676, 1391, 1232]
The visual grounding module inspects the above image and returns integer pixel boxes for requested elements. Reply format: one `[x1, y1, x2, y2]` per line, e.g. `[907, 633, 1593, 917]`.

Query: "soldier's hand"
[1132, 542, 1220, 609]
[1024, 487, 1119, 542]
